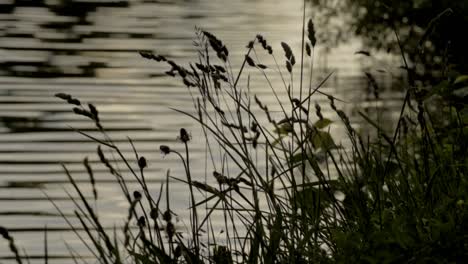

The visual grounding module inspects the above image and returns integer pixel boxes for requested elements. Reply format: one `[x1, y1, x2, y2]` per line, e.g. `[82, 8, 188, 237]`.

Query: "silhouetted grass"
[2, 4, 468, 263]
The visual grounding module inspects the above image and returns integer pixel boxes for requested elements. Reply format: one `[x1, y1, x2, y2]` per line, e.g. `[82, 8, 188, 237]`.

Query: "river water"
[0, 0, 404, 262]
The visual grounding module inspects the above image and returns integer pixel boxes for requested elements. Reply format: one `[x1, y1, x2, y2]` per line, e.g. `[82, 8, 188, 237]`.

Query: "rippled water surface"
[0, 0, 405, 262]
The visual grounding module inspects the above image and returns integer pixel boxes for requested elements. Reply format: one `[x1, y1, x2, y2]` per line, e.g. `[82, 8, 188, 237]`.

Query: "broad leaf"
[314, 118, 333, 129]
[274, 123, 293, 135]
[311, 130, 336, 151]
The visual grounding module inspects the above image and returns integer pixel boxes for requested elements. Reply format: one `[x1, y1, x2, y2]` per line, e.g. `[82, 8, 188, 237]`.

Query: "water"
[0, 0, 404, 262]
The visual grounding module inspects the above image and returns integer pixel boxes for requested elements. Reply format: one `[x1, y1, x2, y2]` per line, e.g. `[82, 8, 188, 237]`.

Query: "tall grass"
[2, 7, 467, 264]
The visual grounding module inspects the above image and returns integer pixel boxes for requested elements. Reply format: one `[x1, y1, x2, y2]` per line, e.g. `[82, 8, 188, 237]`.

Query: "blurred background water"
[0, 0, 408, 262]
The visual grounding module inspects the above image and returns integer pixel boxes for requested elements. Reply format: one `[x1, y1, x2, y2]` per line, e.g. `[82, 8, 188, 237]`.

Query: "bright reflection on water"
[0, 0, 404, 262]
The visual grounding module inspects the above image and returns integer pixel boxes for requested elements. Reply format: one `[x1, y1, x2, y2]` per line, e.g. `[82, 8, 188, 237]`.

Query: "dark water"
[0, 0, 404, 262]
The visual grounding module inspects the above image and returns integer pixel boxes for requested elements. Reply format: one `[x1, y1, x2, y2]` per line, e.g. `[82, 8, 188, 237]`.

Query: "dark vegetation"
[310, 0, 468, 83]
[1, 1, 468, 263]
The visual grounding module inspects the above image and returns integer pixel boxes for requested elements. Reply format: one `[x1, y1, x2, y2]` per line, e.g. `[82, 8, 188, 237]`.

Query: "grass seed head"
[84, 157, 97, 200]
[133, 191, 142, 201]
[307, 19, 317, 47]
[246, 55, 256, 67]
[165, 70, 176, 77]
[55, 93, 71, 101]
[281, 42, 293, 61]
[315, 102, 323, 120]
[138, 156, 147, 169]
[55, 93, 81, 105]
[256, 34, 264, 42]
[0, 226, 9, 239]
[150, 208, 158, 219]
[267, 45, 273, 54]
[160, 145, 171, 155]
[72, 107, 93, 119]
[68, 98, 81, 106]
[290, 54, 296, 66]
[163, 210, 172, 222]
[179, 128, 190, 143]
[286, 61, 292, 73]
[137, 216, 146, 227]
[166, 222, 175, 239]
[328, 95, 336, 110]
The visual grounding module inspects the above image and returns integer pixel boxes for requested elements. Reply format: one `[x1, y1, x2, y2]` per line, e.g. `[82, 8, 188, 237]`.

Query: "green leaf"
[454, 75, 468, 84]
[452, 86, 468, 98]
[289, 152, 305, 165]
[271, 135, 285, 147]
[274, 123, 293, 135]
[314, 118, 333, 129]
[423, 81, 448, 99]
[311, 130, 336, 151]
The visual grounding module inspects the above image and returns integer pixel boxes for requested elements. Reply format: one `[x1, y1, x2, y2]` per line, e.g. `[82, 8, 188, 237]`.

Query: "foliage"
[2, 5, 468, 264]
[309, 0, 468, 79]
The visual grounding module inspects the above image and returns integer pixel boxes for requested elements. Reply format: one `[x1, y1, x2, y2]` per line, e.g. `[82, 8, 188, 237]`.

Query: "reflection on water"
[0, 0, 404, 262]
[309, 0, 468, 81]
